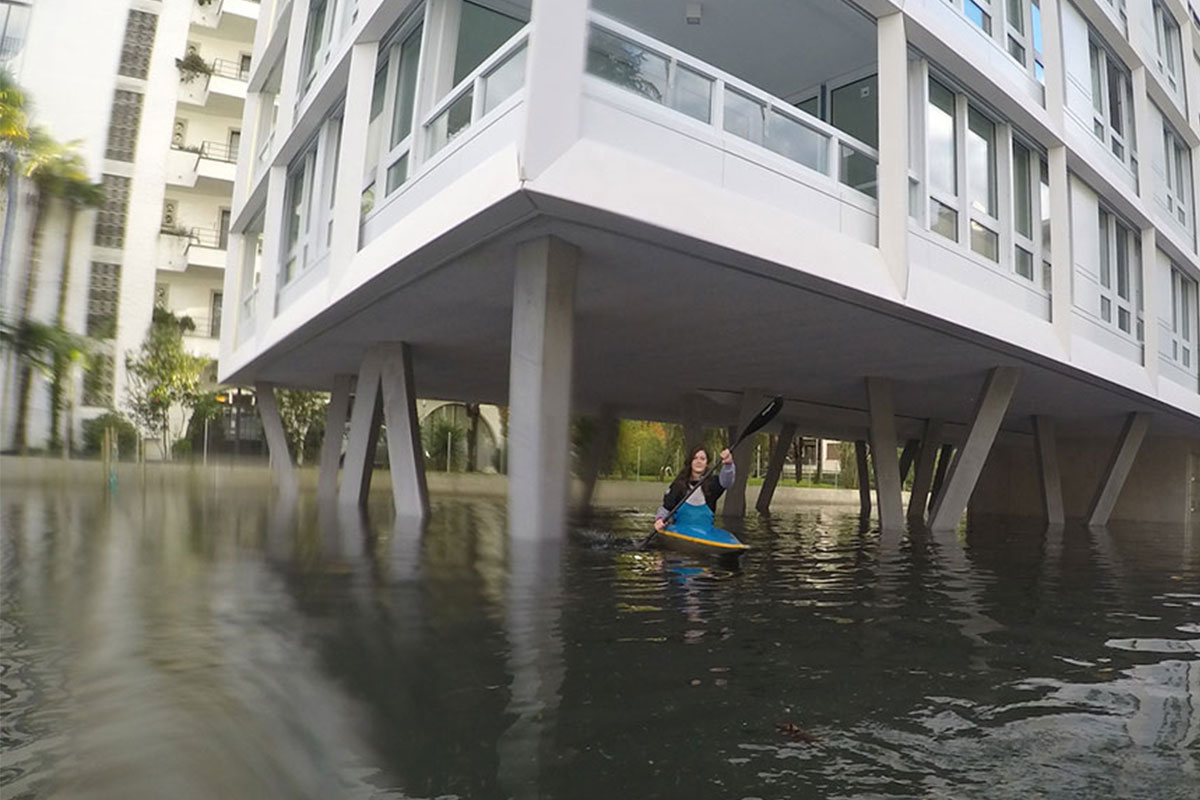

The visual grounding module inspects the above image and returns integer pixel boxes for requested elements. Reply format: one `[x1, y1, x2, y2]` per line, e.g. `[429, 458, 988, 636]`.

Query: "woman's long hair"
[670, 444, 709, 492]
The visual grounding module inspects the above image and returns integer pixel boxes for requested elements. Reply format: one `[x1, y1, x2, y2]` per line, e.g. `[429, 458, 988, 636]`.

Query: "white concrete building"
[224, 0, 1200, 534]
[0, 0, 258, 451]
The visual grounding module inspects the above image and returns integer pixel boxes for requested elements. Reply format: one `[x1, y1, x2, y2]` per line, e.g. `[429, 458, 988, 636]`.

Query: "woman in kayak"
[653, 444, 735, 532]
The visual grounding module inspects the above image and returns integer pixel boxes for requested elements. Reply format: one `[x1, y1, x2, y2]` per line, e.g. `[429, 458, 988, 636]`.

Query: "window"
[1163, 123, 1191, 230]
[1153, 2, 1181, 94]
[1089, 40, 1136, 170]
[282, 150, 314, 284]
[210, 292, 223, 339]
[0, 1, 31, 62]
[966, 107, 998, 261]
[928, 78, 958, 241]
[300, 0, 338, 93]
[947, 1, 1043, 81]
[281, 116, 341, 286]
[1170, 267, 1197, 370]
[1097, 207, 1142, 339]
[86, 262, 121, 339]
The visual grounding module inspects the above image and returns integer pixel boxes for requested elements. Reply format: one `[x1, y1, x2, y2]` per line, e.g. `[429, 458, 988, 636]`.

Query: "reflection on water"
[2, 485, 1198, 799]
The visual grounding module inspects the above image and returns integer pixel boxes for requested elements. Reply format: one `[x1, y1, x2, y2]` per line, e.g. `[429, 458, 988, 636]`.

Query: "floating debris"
[775, 722, 821, 744]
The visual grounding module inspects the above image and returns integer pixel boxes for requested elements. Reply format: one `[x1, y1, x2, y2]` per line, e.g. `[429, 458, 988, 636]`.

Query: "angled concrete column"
[1087, 412, 1151, 527]
[339, 353, 385, 509]
[680, 392, 704, 449]
[898, 438, 920, 484]
[908, 419, 944, 522]
[756, 423, 797, 515]
[379, 342, 430, 521]
[579, 406, 618, 509]
[1032, 415, 1065, 526]
[930, 367, 1020, 531]
[317, 374, 353, 502]
[866, 378, 904, 530]
[929, 444, 954, 512]
[255, 382, 298, 495]
[509, 237, 579, 541]
[855, 440, 872, 517]
[722, 389, 765, 518]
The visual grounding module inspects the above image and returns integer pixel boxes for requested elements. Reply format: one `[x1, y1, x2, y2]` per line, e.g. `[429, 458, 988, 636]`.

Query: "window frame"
[1088, 38, 1137, 173]
[281, 115, 344, 289]
[1163, 122, 1192, 232]
[1169, 265, 1197, 371]
[1152, 1, 1182, 95]
[300, 0, 340, 95]
[1097, 206, 1143, 341]
[945, 0, 1044, 81]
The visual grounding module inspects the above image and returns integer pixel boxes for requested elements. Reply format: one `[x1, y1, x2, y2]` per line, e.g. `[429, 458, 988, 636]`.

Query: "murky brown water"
[2, 480, 1198, 798]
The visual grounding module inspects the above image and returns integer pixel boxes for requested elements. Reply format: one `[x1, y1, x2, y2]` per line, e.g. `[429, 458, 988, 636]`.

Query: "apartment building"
[224, 0, 1200, 534]
[0, 0, 257, 451]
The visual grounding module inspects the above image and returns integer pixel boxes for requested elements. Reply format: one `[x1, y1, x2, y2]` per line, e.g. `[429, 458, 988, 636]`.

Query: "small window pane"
[928, 79, 957, 196]
[931, 200, 958, 241]
[724, 88, 764, 145]
[1012, 141, 1032, 238]
[966, 1, 992, 33]
[587, 27, 667, 103]
[967, 107, 996, 216]
[386, 154, 408, 195]
[390, 26, 423, 148]
[482, 44, 526, 115]
[671, 64, 712, 123]
[426, 89, 474, 156]
[1101, 296, 1112, 321]
[971, 221, 999, 261]
[765, 109, 827, 172]
[1015, 247, 1034, 279]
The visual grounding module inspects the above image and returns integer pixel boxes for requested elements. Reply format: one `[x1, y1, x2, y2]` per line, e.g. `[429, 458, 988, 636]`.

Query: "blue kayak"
[654, 522, 749, 559]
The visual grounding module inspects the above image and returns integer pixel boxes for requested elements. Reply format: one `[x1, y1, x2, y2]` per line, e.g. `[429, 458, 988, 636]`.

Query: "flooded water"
[1, 480, 1198, 799]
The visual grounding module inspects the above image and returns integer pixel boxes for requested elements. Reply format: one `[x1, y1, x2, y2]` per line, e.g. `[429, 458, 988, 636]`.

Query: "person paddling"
[654, 445, 735, 533]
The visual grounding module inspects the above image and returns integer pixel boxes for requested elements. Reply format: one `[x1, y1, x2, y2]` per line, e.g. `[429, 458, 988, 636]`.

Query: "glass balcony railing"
[585, 12, 878, 199]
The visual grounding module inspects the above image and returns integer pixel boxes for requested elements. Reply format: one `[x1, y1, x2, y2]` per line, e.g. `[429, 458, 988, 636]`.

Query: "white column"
[1087, 412, 1151, 527]
[1033, 415, 1064, 526]
[755, 423, 797, 515]
[339, 352, 384, 508]
[1139, 226, 1160, 384]
[520, 0, 589, 180]
[1048, 145, 1072, 351]
[1039, 0, 1066, 126]
[329, 42, 379, 296]
[255, 382, 299, 495]
[898, 438, 920, 484]
[855, 439, 872, 517]
[876, 11, 909, 297]
[867, 377, 904, 530]
[722, 388, 765, 518]
[275, 0, 312, 134]
[908, 418, 944, 522]
[255, 166, 288, 329]
[379, 342, 430, 521]
[930, 367, 1020, 530]
[508, 236, 579, 541]
[317, 373, 354, 502]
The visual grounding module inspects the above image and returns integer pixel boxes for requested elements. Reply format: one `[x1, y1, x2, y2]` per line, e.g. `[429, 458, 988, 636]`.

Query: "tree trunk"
[466, 403, 480, 472]
[48, 205, 78, 452]
[792, 436, 803, 482]
[12, 192, 50, 454]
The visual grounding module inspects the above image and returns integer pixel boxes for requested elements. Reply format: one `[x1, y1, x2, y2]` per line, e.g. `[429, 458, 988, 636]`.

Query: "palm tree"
[48, 166, 104, 452]
[0, 68, 29, 307]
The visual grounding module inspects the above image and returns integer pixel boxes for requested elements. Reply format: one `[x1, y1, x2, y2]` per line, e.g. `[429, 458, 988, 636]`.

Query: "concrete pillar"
[1139, 226, 1160, 384]
[680, 392, 704, 450]
[508, 236, 579, 541]
[521, 0, 589, 179]
[276, 0, 313, 134]
[1038, 0, 1066, 125]
[329, 43, 379, 296]
[722, 389, 765, 518]
[1048, 145, 1072, 352]
[255, 382, 298, 495]
[1032, 415, 1065, 526]
[929, 367, 1020, 530]
[898, 438, 920, 484]
[339, 352, 385, 509]
[317, 373, 353, 502]
[579, 406, 618, 509]
[1087, 412, 1151, 527]
[855, 439, 872, 516]
[756, 423, 797, 515]
[929, 444, 954, 511]
[908, 419, 943, 522]
[877, 11, 909, 297]
[379, 342, 430, 521]
[866, 377, 904, 530]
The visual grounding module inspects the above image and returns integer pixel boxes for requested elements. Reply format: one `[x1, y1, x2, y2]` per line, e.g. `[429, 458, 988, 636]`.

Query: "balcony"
[178, 57, 248, 112]
[166, 142, 237, 188]
[157, 226, 228, 273]
[192, 0, 260, 30]
[157, 229, 191, 272]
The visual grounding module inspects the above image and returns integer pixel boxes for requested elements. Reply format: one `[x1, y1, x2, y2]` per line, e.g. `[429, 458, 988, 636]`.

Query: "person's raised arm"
[718, 448, 735, 488]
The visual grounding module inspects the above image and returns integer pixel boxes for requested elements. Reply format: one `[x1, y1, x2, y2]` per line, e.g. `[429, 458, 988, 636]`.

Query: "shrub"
[81, 411, 139, 459]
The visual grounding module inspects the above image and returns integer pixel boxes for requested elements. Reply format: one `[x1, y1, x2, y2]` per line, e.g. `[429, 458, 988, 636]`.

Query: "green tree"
[275, 389, 327, 466]
[125, 309, 210, 459]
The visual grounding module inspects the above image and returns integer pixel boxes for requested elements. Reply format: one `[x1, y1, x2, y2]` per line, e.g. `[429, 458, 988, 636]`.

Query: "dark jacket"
[656, 463, 735, 517]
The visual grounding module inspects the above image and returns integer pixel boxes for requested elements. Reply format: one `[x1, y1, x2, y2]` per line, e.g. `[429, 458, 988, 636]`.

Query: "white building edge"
[223, 0, 1200, 534]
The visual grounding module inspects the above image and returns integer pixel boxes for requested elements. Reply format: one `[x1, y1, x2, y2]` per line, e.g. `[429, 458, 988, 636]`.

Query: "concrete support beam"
[379, 342, 430, 521]
[1087, 412, 1151, 528]
[756, 423, 797, 515]
[866, 377, 904, 530]
[579, 406, 618, 509]
[1032, 415, 1064, 526]
[255, 382, 298, 495]
[930, 367, 1020, 531]
[339, 353, 385, 509]
[929, 444, 954, 512]
[508, 237, 579, 541]
[908, 419, 943, 522]
[317, 373, 353, 502]
[855, 440, 872, 517]
[898, 438, 920, 484]
[877, 11, 909, 297]
[722, 389, 765, 518]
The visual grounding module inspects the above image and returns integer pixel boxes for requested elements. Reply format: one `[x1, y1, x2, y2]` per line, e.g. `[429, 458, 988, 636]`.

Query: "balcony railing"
[211, 57, 250, 81]
[199, 140, 238, 163]
[189, 226, 228, 249]
[421, 25, 530, 160]
[585, 12, 878, 199]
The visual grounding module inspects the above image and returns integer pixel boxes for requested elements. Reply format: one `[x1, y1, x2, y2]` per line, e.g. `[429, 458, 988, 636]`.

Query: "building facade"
[223, 0, 1200, 533]
[0, 0, 258, 452]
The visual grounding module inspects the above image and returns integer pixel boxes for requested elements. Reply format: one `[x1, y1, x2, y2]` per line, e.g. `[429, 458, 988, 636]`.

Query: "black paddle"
[644, 395, 784, 548]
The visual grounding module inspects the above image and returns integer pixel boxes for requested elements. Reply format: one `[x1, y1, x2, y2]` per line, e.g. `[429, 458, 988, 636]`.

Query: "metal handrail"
[420, 25, 530, 134]
[211, 57, 250, 81]
[199, 140, 238, 163]
[189, 227, 227, 249]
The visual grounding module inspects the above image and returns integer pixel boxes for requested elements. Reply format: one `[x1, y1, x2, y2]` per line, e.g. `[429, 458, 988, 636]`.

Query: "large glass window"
[1088, 40, 1136, 171]
[1170, 266, 1197, 370]
[281, 116, 342, 287]
[967, 107, 998, 261]
[1163, 123, 1192, 231]
[1097, 207, 1141, 339]
[928, 78, 958, 241]
[452, 2, 523, 88]
[1153, 2, 1182, 94]
[946, 1, 1043, 81]
[301, 0, 339, 93]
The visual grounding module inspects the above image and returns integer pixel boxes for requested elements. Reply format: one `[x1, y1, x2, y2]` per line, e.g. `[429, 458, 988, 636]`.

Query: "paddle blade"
[732, 395, 784, 448]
